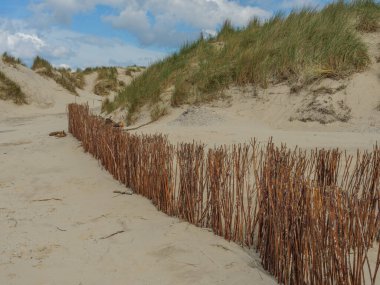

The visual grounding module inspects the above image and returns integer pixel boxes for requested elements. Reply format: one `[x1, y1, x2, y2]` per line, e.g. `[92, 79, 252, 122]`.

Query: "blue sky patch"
[0, 0, 334, 68]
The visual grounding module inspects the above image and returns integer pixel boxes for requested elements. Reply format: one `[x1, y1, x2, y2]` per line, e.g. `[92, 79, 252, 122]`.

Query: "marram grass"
[0, 71, 27, 104]
[105, 1, 380, 124]
[31, 56, 84, 95]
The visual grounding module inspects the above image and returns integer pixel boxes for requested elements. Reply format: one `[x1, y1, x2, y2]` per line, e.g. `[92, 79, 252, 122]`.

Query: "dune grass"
[32, 56, 54, 77]
[150, 104, 168, 122]
[0, 71, 27, 104]
[354, 0, 380, 31]
[31, 56, 84, 95]
[78, 66, 126, 96]
[93, 67, 120, 96]
[125, 65, 145, 76]
[55, 68, 85, 94]
[1, 52, 26, 67]
[104, 0, 380, 124]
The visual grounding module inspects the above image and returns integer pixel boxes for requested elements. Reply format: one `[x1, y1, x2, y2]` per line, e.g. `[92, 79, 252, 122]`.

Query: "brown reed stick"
[68, 103, 380, 285]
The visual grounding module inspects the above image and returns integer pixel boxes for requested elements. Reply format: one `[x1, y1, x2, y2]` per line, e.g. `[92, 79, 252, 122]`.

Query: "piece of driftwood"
[56, 226, 67, 232]
[124, 120, 153, 131]
[32, 198, 62, 202]
[100, 230, 125, 240]
[113, 190, 133, 195]
[49, 131, 66, 138]
[105, 117, 124, 128]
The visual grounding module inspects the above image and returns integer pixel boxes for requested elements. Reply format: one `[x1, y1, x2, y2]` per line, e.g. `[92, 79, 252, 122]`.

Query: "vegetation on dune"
[0, 71, 27, 104]
[1, 52, 26, 67]
[56, 68, 85, 93]
[82, 66, 105, 74]
[93, 67, 121, 96]
[150, 104, 168, 122]
[79, 66, 133, 96]
[104, 0, 380, 124]
[31, 56, 54, 75]
[31, 56, 84, 95]
[355, 0, 380, 31]
[72, 70, 85, 89]
[125, 65, 145, 76]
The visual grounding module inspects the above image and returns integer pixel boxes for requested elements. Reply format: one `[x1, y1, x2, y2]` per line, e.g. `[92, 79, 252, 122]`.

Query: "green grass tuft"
[0, 71, 27, 104]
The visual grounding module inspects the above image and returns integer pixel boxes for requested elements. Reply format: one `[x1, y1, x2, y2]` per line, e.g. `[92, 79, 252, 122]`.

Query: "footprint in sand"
[150, 244, 189, 259]
[31, 244, 61, 268]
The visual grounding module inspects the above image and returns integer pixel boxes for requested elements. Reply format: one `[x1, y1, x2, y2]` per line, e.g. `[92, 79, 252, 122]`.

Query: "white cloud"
[247, 0, 320, 10]
[0, 18, 166, 68]
[280, 0, 317, 9]
[202, 29, 218, 39]
[29, 0, 98, 25]
[55, 63, 71, 69]
[1, 0, 275, 67]
[0, 20, 46, 58]
[30, 0, 272, 47]
[105, 0, 272, 46]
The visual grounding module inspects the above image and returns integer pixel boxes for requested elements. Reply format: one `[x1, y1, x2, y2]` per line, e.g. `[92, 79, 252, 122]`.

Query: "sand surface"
[0, 62, 276, 285]
[0, 30, 379, 284]
[0, 113, 277, 285]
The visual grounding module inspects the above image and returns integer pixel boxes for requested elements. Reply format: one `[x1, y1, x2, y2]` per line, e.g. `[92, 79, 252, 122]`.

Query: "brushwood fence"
[68, 103, 380, 285]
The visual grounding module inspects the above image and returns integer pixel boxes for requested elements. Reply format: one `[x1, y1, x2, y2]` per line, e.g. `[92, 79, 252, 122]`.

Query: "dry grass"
[1, 52, 25, 67]
[355, 0, 380, 32]
[93, 67, 120, 96]
[0, 71, 27, 104]
[31, 56, 84, 95]
[125, 69, 133, 77]
[31, 56, 54, 77]
[150, 104, 168, 121]
[105, 0, 380, 123]
[125, 65, 145, 76]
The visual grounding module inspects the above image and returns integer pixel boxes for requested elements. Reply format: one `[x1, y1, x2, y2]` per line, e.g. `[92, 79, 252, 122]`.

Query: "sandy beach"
[0, 59, 280, 284]
[0, 107, 281, 285]
[0, 14, 379, 284]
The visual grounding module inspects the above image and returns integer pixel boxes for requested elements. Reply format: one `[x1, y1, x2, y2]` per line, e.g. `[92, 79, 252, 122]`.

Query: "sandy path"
[130, 104, 380, 152]
[0, 111, 276, 285]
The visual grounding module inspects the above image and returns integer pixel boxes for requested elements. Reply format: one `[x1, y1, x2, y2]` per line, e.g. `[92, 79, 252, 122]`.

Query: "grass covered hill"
[81, 66, 143, 96]
[93, 67, 121, 96]
[32, 56, 85, 95]
[103, 0, 380, 124]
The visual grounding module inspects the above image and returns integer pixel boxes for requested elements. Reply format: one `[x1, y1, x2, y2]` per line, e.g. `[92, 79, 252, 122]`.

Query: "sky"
[0, 0, 333, 69]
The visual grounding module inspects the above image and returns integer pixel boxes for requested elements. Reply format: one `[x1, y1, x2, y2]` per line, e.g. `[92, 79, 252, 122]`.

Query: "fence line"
[68, 103, 379, 285]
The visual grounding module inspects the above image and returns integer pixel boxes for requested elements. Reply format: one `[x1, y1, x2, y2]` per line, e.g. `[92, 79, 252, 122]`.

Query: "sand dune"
[0, 30, 379, 285]
[126, 32, 380, 152]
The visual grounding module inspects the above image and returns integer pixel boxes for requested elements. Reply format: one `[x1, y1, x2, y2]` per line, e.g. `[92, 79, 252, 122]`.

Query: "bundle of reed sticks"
[68, 103, 379, 285]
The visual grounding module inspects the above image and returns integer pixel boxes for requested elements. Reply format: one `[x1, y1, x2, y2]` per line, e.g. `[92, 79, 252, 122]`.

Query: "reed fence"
[68, 103, 379, 285]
